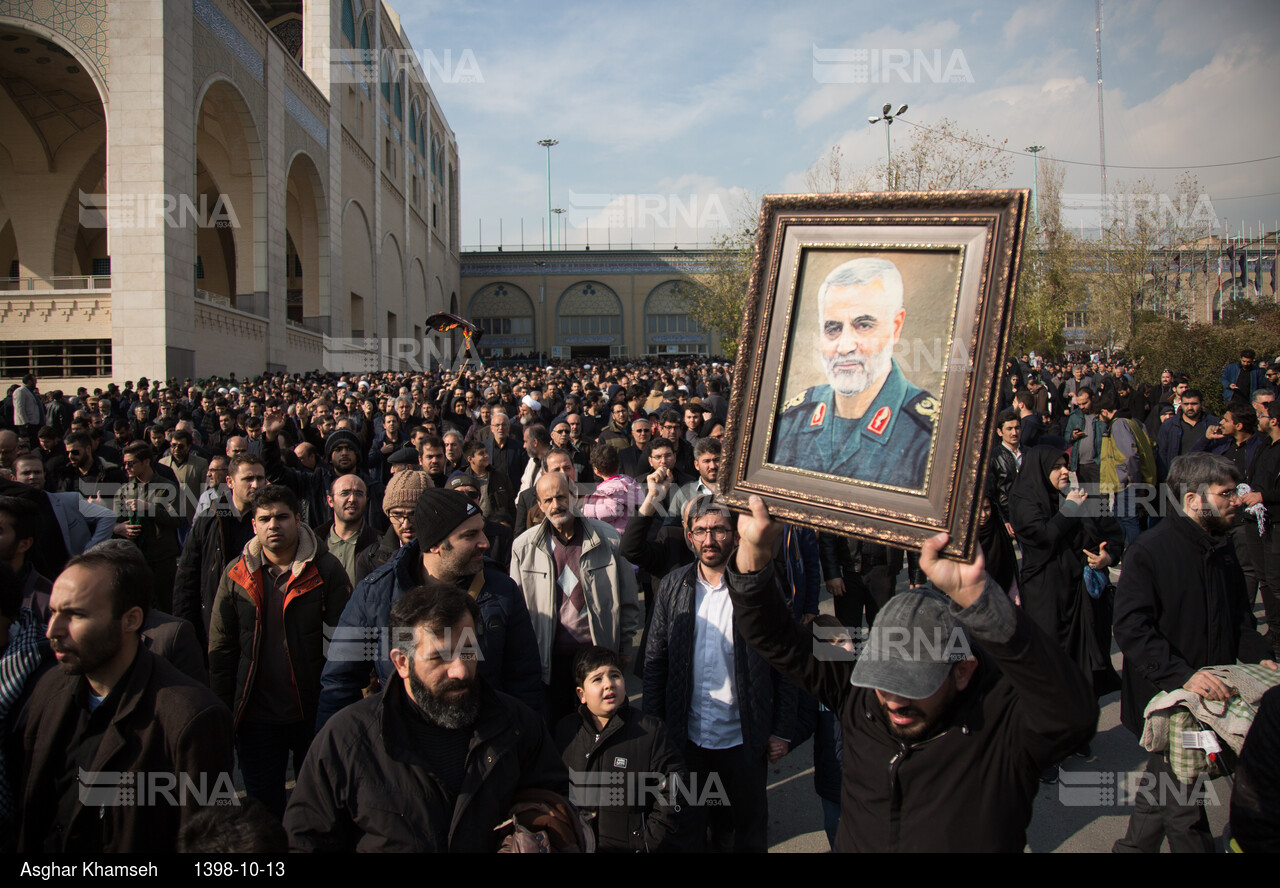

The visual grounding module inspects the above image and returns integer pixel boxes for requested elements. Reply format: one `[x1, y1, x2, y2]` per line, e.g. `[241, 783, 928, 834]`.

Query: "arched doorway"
[469, 282, 535, 358]
[555, 281, 623, 358]
[195, 77, 265, 312]
[284, 151, 327, 328]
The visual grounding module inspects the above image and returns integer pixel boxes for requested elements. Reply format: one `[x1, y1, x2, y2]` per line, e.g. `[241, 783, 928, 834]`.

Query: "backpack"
[1099, 418, 1157, 494]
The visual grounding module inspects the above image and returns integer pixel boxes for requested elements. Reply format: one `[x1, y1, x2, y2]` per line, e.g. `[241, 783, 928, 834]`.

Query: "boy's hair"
[573, 645, 622, 687]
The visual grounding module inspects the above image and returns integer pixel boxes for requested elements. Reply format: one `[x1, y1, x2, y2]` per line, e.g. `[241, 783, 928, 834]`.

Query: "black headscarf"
[978, 479, 1017, 595]
[1007, 445, 1072, 579]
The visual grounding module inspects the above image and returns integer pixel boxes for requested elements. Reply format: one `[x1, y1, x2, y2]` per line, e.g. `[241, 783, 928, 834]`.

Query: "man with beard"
[772, 258, 936, 489]
[261, 412, 383, 532]
[1113, 453, 1278, 852]
[173, 454, 266, 646]
[318, 489, 544, 726]
[511, 472, 640, 724]
[723, 494, 1098, 852]
[417, 434, 449, 489]
[323, 474, 377, 585]
[643, 495, 796, 852]
[287, 582, 567, 851]
[18, 548, 233, 853]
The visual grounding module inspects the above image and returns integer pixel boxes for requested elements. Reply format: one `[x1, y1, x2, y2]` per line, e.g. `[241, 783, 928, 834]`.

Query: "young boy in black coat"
[554, 646, 686, 852]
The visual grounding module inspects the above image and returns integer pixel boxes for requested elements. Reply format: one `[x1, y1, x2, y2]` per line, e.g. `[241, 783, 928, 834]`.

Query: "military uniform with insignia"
[771, 360, 938, 489]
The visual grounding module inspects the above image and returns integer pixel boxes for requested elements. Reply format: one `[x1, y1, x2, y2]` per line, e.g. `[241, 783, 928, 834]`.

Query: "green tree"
[685, 192, 757, 359]
[1128, 304, 1280, 415]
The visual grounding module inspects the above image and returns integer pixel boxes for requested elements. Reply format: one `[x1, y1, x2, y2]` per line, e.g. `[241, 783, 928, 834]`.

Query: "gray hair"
[1166, 453, 1241, 504]
[817, 258, 904, 317]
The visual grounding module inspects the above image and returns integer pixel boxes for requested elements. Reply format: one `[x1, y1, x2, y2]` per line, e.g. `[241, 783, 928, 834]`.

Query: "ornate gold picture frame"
[720, 191, 1029, 561]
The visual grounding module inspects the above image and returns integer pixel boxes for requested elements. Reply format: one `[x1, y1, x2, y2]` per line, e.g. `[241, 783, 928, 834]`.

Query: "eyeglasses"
[387, 511, 415, 525]
[1207, 489, 1242, 503]
[689, 526, 732, 540]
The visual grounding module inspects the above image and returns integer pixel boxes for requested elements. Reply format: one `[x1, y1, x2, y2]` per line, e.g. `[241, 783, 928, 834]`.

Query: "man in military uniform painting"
[771, 257, 938, 490]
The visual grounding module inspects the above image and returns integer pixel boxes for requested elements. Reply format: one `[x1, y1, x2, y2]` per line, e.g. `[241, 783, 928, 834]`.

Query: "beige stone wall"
[0, 0, 462, 387]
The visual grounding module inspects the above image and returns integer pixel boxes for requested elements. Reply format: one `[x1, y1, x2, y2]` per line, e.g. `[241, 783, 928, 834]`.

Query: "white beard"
[823, 341, 894, 397]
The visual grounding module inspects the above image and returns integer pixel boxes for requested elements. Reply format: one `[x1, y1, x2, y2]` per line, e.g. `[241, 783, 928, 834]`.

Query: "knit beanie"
[324, 429, 362, 461]
[382, 468, 432, 516]
[415, 488, 482, 551]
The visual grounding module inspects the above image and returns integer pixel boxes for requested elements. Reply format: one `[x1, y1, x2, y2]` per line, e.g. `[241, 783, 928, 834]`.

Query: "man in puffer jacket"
[208, 484, 352, 818]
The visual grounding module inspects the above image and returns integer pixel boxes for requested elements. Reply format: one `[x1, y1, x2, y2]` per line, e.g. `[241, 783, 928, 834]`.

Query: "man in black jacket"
[1113, 452, 1277, 852]
[285, 581, 567, 852]
[726, 494, 1098, 852]
[642, 495, 796, 853]
[989, 408, 1022, 538]
[171, 454, 265, 646]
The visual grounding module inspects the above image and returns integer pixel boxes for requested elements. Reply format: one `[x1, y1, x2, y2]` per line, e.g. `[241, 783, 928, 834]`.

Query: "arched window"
[380, 53, 390, 101]
[341, 0, 356, 44]
[408, 103, 417, 149]
[393, 82, 402, 120]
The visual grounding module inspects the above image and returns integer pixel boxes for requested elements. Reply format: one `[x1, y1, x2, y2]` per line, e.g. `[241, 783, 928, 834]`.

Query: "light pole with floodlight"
[868, 103, 907, 189]
[1026, 145, 1045, 228]
[537, 138, 558, 249]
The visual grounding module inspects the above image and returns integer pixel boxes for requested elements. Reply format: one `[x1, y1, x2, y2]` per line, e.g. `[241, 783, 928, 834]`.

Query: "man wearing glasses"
[1113, 452, 1279, 852]
[642, 494, 795, 852]
[618, 416, 652, 480]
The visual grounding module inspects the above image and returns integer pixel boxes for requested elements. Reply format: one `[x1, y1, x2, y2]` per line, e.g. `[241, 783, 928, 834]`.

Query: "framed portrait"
[719, 190, 1029, 561]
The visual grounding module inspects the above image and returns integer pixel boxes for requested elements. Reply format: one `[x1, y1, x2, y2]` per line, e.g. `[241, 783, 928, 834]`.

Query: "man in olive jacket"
[208, 485, 350, 818]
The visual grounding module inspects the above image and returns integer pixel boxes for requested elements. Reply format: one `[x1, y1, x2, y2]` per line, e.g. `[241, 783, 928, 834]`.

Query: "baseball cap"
[849, 589, 972, 699]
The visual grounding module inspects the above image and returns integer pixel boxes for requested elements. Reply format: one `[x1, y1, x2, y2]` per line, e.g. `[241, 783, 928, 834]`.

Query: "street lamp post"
[868, 103, 908, 189]
[1026, 145, 1045, 228]
[537, 138, 558, 249]
[552, 208, 566, 251]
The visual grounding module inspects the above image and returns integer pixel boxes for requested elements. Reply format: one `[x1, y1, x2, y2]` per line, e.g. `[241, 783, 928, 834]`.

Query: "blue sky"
[394, 0, 1280, 249]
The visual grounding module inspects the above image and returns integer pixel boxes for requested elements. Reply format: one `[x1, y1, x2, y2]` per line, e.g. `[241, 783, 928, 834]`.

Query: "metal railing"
[0, 275, 111, 291]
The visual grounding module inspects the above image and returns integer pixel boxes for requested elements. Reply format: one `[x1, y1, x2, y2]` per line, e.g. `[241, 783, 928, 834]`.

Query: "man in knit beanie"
[318, 489, 545, 727]
[354, 468, 430, 583]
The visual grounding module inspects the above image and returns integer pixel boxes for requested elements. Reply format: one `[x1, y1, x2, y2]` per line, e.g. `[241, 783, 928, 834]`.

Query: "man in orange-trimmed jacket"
[208, 484, 350, 818]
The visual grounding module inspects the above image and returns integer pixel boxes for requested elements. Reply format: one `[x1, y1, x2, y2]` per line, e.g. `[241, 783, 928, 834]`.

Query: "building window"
[341, 0, 356, 44]
[477, 317, 532, 335]
[558, 316, 621, 335]
[0, 339, 111, 378]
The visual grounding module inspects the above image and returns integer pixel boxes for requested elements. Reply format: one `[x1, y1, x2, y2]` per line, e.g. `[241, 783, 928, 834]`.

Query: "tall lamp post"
[537, 138, 558, 249]
[552, 208, 566, 251]
[868, 103, 907, 189]
[1026, 145, 1045, 228]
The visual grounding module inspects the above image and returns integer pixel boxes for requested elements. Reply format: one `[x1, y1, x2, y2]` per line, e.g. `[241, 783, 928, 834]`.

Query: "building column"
[107, 0, 196, 382]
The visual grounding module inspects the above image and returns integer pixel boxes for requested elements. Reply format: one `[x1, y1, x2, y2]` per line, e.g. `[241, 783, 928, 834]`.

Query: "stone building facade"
[0, 0, 460, 388]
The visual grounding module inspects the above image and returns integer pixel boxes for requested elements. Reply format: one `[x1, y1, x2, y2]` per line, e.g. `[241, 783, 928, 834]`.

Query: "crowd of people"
[0, 349, 1276, 854]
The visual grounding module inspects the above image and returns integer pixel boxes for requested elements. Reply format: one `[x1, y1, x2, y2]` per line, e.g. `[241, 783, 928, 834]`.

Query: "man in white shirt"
[642, 494, 796, 852]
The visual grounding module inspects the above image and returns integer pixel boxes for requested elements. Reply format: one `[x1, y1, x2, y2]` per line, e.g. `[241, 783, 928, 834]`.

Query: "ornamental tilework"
[193, 0, 263, 84]
[285, 85, 328, 148]
[0, 0, 108, 85]
[558, 281, 621, 316]
[470, 282, 534, 317]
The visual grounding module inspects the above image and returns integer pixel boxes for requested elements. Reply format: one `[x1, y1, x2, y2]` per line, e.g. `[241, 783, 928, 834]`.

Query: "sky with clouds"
[395, 0, 1280, 250]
